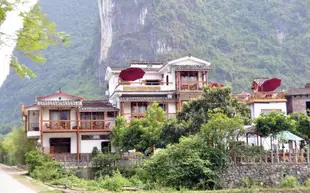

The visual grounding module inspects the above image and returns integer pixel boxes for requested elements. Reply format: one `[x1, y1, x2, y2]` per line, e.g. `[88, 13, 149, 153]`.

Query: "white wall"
[168, 103, 176, 114]
[28, 110, 39, 124]
[43, 133, 77, 154]
[70, 108, 77, 129]
[42, 95, 73, 101]
[80, 132, 110, 153]
[251, 102, 287, 120]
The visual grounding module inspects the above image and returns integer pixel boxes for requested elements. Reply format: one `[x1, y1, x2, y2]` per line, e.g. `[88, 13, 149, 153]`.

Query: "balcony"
[42, 120, 114, 132]
[246, 92, 286, 103]
[114, 81, 174, 92]
[27, 122, 40, 138]
[122, 113, 177, 121]
[178, 81, 207, 91]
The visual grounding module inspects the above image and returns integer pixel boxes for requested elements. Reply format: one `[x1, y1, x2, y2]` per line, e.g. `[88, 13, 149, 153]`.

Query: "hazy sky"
[0, 0, 37, 87]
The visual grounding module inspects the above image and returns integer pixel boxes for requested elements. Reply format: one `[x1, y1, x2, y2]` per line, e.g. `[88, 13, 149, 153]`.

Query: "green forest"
[2, 0, 310, 129]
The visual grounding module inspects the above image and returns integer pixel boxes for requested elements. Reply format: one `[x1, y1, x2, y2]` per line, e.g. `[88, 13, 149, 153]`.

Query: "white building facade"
[105, 56, 211, 120]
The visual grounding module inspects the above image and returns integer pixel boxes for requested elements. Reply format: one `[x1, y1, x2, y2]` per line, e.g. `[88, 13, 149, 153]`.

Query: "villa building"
[21, 91, 118, 159]
[235, 78, 287, 120]
[105, 56, 211, 121]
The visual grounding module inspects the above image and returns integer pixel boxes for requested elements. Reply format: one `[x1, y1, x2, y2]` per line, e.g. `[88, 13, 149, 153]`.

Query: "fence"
[51, 153, 143, 168]
[229, 148, 310, 164]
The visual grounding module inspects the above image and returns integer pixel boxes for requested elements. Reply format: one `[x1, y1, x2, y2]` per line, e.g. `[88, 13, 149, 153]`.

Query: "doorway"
[50, 138, 71, 154]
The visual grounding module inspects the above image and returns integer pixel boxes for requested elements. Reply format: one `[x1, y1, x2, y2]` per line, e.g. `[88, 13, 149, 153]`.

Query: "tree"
[0, 1, 69, 78]
[142, 135, 214, 189]
[112, 102, 165, 154]
[159, 119, 188, 147]
[254, 111, 296, 137]
[289, 113, 310, 143]
[200, 112, 243, 148]
[1, 127, 36, 165]
[178, 86, 251, 134]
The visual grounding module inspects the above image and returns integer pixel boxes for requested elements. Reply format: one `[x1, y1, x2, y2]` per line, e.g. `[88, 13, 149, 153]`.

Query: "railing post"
[301, 149, 304, 163]
[276, 147, 279, 163]
[289, 149, 292, 163]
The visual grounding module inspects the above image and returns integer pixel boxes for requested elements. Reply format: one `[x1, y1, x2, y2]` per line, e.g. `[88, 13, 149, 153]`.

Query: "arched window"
[166, 75, 169, 85]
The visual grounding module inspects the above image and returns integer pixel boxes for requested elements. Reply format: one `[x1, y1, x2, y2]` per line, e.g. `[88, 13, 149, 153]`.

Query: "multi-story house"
[286, 83, 310, 115]
[105, 56, 211, 120]
[21, 91, 118, 159]
[236, 78, 287, 120]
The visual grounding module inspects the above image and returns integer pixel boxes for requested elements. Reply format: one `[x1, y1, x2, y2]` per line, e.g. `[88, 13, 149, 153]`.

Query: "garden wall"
[221, 164, 310, 188]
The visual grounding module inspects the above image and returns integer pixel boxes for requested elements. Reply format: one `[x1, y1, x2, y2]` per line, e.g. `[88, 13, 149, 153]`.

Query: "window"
[50, 110, 70, 120]
[107, 112, 117, 118]
[80, 112, 104, 120]
[81, 135, 110, 140]
[306, 102, 310, 116]
[131, 102, 148, 113]
[101, 141, 111, 153]
[159, 103, 166, 111]
[166, 75, 169, 85]
[260, 109, 282, 115]
[145, 80, 160, 85]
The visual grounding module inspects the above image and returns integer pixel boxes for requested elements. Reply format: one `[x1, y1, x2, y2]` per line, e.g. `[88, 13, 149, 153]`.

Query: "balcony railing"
[114, 81, 174, 92]
[42, 120, 114, 131]
[178, 81, 207, 91]
[122, 113, 177, 120]
[247, 92, 286, 102]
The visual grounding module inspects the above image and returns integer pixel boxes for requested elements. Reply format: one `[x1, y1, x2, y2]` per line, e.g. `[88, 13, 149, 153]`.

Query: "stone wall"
[221, 164, 310, 188]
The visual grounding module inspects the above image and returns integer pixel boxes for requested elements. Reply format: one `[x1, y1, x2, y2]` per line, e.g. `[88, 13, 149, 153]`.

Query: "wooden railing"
[119, 81, 173, 86]
[122, 113, 177, 119]
[178, 81, 207, 91]
[42, 120, 114, 131]
[247, 92, 286, 102]
[80, 120, 114, 131]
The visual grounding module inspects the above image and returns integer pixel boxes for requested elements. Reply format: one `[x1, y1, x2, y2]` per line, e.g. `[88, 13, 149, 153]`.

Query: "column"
[76, 109, 80, 159]
[176, 71, 180, 90]
[40, 107, 43, 153]
[121, 102, 124, 116]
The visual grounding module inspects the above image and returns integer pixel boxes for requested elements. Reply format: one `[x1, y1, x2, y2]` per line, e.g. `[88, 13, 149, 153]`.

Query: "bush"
[25, 150, 50, 173]
[280, 176, 298, 188]
[99, 170, 132, 191]
[92, 153, 120, 177]
[91, 147, 99, 158]
[304, 178, 310, 187]
[32, 160, 65, 182]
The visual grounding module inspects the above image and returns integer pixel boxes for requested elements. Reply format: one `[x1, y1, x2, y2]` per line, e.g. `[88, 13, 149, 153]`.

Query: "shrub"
[280, 176, 298, 188]
[99, 170, 132, 191]
[25, 150, 50, 173]
[92, 153, 120, 177]
[304, 178, 310, 187]
[32, 161, 65, 182]
[91, 147, 99, 158]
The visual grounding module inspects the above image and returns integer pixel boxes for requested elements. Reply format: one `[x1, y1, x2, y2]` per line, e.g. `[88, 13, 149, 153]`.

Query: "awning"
[276, 131, 304, 141]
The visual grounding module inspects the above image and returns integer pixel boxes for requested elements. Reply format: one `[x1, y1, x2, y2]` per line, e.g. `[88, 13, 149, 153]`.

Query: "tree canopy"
[178, 86, 251, 134]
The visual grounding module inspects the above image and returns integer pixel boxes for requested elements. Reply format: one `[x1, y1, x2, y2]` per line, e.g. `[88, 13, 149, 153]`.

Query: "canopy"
[276, 131, 304, 141]
[119, 67, 145, 81]
[258, 78, 281, 92]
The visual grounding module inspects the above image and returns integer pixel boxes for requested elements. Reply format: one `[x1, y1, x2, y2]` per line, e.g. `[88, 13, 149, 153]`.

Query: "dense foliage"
[112, 103, 165, 154]
[179, 86, 251, 133]
[0, 127, 35, 165]
[254, 112, 296, 137]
